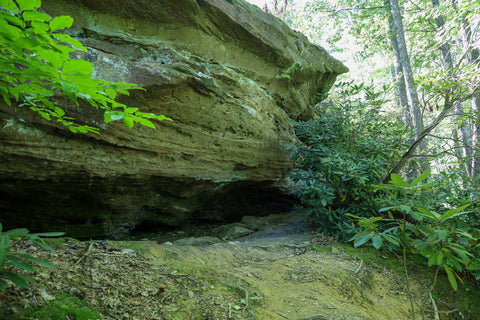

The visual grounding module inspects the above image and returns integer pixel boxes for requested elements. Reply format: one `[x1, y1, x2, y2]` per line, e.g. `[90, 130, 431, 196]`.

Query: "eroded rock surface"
[0, 0, 347, 238]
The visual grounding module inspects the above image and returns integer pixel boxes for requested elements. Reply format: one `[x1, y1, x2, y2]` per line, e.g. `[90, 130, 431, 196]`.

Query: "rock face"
[0, 0, 347, 238]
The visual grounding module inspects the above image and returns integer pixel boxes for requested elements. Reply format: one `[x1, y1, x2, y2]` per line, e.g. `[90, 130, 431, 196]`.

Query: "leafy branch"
[0, 0, 171, 134]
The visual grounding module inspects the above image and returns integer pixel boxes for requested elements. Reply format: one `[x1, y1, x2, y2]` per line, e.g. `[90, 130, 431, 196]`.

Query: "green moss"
[276, 62, 302, 80]
[21, 294, 101, 320]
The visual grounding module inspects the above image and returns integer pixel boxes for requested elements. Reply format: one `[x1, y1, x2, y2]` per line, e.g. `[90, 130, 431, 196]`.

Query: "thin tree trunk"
[454, 0, 480, 181]
[389, 0, 429, 172]
[389, 0, 424, 138]
[390, 66, 411, 126]
[385, 0, 411, 129]
[432, 0, 472, 179]
[388, 100, 454, 178]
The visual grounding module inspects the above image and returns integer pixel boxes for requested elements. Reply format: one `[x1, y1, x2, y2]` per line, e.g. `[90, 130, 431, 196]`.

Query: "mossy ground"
[2, 216, 479, 320]
[18, 294, 101, 320]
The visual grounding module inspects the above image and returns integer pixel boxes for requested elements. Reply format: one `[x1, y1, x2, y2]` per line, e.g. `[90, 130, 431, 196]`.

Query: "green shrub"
[288, 81, 407, 239]
[350, 170, 480, 290]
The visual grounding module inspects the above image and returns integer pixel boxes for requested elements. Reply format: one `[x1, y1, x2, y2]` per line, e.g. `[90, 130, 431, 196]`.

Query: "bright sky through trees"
[246, 0, 390, 83]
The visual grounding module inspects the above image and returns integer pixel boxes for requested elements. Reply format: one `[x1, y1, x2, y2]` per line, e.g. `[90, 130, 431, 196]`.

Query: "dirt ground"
[0, 213, 439, 320]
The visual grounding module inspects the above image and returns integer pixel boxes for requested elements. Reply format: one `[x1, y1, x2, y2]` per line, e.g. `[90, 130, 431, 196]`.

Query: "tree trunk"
[389, 0, 428, 172]
[454, 0, 480, 181]
[385, 0, 411, 129]
[432, 0, 472, 179]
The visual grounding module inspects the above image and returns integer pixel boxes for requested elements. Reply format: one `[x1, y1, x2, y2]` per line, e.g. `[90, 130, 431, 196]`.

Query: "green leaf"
[63, 59, 94, 74]
[40, 50, 64, 69]
[1, 88, 12, 106]
[409, 170, 431, 186]
[417, 207, 441, 220]
[458, 230, 475, 240]
[436, 251, 444, 265]
[448, 244, 472, 262]
[124, 107, 139, 114]
[440, 204, 470, 221]
[379, 206, 396, 213]
[123, 115, 134, 129]
[0, 248, 8, 269]
[14, 253, 56, 269]
[116, 88, 130, 95]
[31, 231, 65, 237]
[0, 235, 9, 250]
[23, 10, 51, 22]
[382, 234, 400, 246]
[372, 235, 383, 249]
[444, 264, 457, 291]
[31, 21, 50, 34]
[31, 239, 55, 252]
[346, 213, 363, 220]
[153, 114, 172, 121]
[52, 107, 66, 118]
[104, 88, 116, 99]
[133, 116, 156, 129]
[354, 233, 373, 247]
[0, 279, 7, 291]
[68, 126, 79, 133]
[2, 271, 34, 289]
[38, 111, 51, 120]
[430, 229, 447, 241]
[53, 33, 87, 51]
[7, 255, 35, 273]
[0, 0, 19, 12]
[3, 14, 25, 28]
[49, 15, 73, 31]
[16, 0, 41, 11]
[390, 174, 406, 187]
[3, 228, 29, 237]
[104, 111, 124, 122]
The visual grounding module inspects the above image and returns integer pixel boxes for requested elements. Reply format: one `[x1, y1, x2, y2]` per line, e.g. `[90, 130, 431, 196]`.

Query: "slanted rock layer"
[0, 0, 347, 238]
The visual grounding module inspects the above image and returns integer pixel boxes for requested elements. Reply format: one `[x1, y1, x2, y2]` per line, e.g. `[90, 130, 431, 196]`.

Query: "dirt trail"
[149, 233, 425, 320]
[0, 213, 431, 320]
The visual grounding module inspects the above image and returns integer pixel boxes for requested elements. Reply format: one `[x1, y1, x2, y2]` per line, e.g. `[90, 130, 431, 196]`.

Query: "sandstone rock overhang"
[0, 0, 348, 238]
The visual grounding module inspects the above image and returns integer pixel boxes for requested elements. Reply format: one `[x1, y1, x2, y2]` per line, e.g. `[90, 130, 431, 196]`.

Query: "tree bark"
[387, 100, 454, 178]
[389, 0, 424, 137]
[385, 0, 411, 129]
[432, 0, 472, 179]
[454, 0, 480, 181]
[389, 0, 428, 172]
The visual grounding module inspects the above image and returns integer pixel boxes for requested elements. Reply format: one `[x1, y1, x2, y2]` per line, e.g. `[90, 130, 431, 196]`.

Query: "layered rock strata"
[0, 0, 347, 238]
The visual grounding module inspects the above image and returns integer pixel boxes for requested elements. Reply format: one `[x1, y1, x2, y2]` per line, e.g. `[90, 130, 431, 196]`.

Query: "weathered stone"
[172, 236, 222, 246]
[212, 223, 255, 240]
[0, 0, 347, 238]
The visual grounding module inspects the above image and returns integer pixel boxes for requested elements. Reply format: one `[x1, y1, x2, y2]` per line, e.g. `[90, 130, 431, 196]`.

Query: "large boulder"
[0, 0, 347, 238]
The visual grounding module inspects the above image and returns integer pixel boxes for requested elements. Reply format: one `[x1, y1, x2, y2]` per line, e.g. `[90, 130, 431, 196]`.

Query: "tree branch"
[386, 86, 480, 181]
